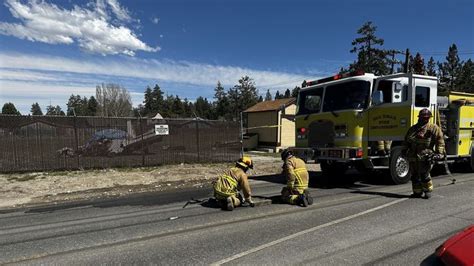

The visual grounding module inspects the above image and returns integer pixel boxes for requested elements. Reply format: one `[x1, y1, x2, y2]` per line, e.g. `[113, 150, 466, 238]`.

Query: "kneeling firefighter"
[280, 149, 313, 207]
[403, 108, 445, 199]
[213, 156, 255, 211]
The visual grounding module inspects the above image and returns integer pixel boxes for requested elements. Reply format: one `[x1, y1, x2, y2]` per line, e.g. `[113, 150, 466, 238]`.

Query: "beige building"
[243, 98, 296, 151]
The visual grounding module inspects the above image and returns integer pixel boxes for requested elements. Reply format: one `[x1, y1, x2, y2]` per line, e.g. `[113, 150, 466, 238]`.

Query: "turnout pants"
[281, 187, 304, 205]
[410, 160, 433, 194]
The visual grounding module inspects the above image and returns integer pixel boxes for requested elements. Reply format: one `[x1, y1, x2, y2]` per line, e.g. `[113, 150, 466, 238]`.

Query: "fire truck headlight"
[335, 124, 347, 138]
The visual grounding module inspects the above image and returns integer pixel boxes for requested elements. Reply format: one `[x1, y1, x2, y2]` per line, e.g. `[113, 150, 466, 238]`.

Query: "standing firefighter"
[403, 108, 445, 199]
[213, 156, 254, 211]
[280, 149, 313, 207]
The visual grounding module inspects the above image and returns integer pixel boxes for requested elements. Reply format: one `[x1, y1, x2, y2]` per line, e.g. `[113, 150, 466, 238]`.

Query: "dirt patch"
[0, 154, 320, 209]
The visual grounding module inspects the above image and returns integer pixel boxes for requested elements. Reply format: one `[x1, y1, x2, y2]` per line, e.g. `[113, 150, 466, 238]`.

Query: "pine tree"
[339, 67, 349, 74]
[349, 21, 390, 75]
[46, 105, 65, 116]
[413, 53, 425, 74]
[30, 102, 43, 115]
[194, 97, 214, 119]
[236, 76, 259, 111]
[275, 90, 281, 99]
[183, 98, 193, 118]
[291, 86, 300, 98]
[284, 89, 291, 98]
[426, 57, 437, 76]
[143, 84, 164, 117]
[439, 44, 462, 92]
[66, 94, 89, 116]
[227, 87, 241, 121]
[265, 89, 272, 101]
[87, 96, 98, 116]
[457, 59, 474, 92]
[163, 94, 175, 118]
[2, 102, 21, 115]
[214, 81, 229, 120]
[258, 96, 263, 102]
[172, 96, 185, 117]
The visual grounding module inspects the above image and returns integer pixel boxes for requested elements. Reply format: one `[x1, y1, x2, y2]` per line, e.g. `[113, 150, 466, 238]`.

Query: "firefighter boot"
[297, 194, 309, 207]
[226, 197, 234, 211]
[423, 191, 432, 199]
[304, 190, 313, 205]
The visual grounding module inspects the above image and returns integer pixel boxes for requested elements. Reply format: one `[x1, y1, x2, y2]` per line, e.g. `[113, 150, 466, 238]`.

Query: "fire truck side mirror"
[372, 91, 384, 105]
[392, 83, 403, 103]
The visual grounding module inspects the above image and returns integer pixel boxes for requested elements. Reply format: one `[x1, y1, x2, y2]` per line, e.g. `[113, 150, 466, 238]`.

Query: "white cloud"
[152, 17, 160, 24]
[0, 69, 59, 82]
[0, 52, 309, 89]
[0, 80, 146, 114]
[100, 0, 132, 22]
[0, 0, 159, 56]
[0, 51, 318, 114]
[0, 80, 96, 114]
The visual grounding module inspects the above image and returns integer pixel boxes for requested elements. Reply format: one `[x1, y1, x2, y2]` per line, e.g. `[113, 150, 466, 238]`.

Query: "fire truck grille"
[308, 120, 335, 148]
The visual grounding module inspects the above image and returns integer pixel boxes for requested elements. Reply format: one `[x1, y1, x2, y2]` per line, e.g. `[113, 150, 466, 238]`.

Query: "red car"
[435, 224, 474, 266]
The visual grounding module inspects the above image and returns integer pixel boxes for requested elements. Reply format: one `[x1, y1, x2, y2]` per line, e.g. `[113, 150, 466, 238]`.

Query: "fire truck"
[289, 71, 474, 184]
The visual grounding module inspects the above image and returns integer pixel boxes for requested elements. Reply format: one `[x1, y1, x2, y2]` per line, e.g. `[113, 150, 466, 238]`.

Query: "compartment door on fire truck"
[410, 77, 438, 126]
[368, 77, 412, 155]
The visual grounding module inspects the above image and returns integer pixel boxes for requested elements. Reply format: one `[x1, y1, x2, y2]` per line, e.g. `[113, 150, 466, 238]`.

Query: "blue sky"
[0, 0, 473, 114]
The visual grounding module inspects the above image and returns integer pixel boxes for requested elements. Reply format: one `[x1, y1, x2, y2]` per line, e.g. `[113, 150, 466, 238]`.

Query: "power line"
[412, 51, 474, 56]
[257, 50, 473, 89]
[257, 78, 306, 89]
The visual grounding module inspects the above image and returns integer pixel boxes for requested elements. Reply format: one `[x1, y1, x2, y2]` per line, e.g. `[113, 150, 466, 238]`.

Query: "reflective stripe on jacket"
[283, 156, 309, 193]
[404, 123, 445, 160]
[213, 167, 251, 199]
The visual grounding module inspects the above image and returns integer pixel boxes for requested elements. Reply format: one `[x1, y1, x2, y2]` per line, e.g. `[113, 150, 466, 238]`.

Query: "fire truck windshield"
[322, 80, 371, 112]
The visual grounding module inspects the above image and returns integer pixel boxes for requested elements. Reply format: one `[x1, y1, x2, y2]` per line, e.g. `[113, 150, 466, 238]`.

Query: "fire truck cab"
[290, 71, 474, 184]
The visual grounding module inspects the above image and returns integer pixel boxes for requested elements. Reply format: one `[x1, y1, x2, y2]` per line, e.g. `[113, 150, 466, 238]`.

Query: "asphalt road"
[1, 170, 473, 265]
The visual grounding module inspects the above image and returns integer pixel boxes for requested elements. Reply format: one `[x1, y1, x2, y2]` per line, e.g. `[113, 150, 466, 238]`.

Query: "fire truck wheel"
[389, 147, 411, 184]
[469, 146, 474, 171]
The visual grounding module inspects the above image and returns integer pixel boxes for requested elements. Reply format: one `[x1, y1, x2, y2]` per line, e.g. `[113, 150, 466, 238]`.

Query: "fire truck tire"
[389, 147, 411, 184]
[469, 146, 474, 171]
[320, 160, 348, 177]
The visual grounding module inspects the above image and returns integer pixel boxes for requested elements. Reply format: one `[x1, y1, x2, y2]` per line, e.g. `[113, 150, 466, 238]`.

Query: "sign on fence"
[154, 124, 169, 135]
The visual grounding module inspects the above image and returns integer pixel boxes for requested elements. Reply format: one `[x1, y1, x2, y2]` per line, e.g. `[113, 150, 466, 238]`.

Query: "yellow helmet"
[237, 156, 253, 169]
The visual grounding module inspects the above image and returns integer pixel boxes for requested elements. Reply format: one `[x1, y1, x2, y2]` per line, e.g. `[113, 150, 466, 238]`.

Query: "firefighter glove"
[433, 153, 444, 161]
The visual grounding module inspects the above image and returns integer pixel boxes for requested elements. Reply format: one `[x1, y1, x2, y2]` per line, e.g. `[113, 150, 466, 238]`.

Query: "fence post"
[36, 122, 44, 170]
[73, 114, 80, 169]
[196, 119, 200, 163]
[10, 128, 18, 169]
[140, 116, 145, 166]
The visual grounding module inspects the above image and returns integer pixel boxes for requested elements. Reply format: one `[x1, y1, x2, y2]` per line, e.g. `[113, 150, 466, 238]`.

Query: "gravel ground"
[0, 154, 320, 209]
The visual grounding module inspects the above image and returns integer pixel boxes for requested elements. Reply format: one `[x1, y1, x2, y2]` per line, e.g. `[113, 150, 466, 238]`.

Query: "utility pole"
[390, 52, 396, 74]
[404, 48, 410, 73]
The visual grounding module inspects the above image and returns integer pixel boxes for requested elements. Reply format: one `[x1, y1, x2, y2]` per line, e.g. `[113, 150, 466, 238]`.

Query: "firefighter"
[376, 140, 392, 156]
[403, 108, 445, 199]
[280, 149, 313, 207]
[213, 156, 254, 211]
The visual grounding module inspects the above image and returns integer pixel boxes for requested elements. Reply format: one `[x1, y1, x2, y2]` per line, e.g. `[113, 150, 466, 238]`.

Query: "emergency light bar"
[302, 70, 365, 88]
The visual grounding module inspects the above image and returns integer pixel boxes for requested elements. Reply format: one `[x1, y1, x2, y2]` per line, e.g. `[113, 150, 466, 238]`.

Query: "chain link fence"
[0, 115, 241, 172]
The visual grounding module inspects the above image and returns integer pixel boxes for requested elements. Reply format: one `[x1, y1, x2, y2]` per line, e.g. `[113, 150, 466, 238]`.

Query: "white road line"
[212, 198, 408, 265]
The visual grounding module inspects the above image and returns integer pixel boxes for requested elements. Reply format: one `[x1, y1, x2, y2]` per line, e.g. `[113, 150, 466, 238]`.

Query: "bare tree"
[96, 83, 133, 117]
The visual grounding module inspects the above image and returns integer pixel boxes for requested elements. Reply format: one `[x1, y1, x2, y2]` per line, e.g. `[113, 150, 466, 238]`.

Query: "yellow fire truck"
[289, 71, 474, 184]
